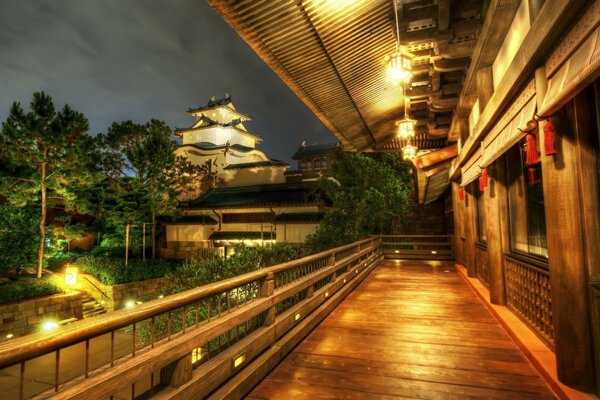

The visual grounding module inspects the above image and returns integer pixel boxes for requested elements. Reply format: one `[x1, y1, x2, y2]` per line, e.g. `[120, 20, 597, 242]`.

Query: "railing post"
[160, 353, 193, 388]
[262, 272, 275, 326]
[329, 252, 337, 281]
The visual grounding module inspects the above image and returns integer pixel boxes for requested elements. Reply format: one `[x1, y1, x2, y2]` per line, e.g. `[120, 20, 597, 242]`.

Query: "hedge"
[0, 277, 64, 304]
[73, 256, 178, 285]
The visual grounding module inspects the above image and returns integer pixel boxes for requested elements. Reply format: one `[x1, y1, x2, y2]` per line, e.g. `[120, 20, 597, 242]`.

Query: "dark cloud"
[0, 0, 335, 164]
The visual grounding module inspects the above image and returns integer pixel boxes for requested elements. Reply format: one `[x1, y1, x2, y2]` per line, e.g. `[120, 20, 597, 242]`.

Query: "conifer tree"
[0, 92, 95, 277]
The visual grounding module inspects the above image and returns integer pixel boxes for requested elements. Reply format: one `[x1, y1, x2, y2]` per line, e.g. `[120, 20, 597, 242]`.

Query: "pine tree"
[0, 92, 94, 277]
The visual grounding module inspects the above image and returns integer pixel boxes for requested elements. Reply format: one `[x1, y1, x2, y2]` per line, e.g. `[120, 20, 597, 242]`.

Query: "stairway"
[79, 293, 107, 319]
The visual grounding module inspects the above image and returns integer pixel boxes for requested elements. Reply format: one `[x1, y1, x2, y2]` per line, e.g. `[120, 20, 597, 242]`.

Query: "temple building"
[161, 96, 327, 258]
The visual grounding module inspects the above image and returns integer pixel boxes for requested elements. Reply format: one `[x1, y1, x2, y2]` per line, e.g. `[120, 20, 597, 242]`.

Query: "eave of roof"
[273, 212, 324, 224]
[157, 215, 218, 225]
[181, 182, 324, 210]
[223, 160, 289, 170]
[174, 125, 262, 143]
[210, 231, 273, 240]
[292, 143, 339, 160]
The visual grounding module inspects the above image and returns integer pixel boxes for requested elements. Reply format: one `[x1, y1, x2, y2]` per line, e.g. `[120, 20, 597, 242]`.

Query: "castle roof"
[223, 160, 288, 170]
[186, 94, 251, 120]
[292, 142, 339, 160]
[181, 182, 324, 209]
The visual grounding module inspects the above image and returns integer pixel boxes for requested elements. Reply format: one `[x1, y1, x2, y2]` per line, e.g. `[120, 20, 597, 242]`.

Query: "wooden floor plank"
[247, 261, 556, 399]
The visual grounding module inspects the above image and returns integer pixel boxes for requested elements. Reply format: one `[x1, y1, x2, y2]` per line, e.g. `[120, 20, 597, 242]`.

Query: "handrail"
[379, 234, 455, 260]
[82, 276, 111, 301]
[0, 237, 377, 371]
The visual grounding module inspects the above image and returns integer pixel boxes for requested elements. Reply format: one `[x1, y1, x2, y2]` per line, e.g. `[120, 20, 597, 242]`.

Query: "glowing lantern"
[403, 143, 416, 160]
[396, 118, 415, 139]
[386, 52, 412, 84]
[65, 266, 78, 285]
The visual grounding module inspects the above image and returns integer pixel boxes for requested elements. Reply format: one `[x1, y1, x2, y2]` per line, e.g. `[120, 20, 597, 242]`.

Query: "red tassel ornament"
[543, 120, 557, 156]
[525, 133, 540, 165]
[459, 187, 464, 201]
[480, 168, 488, 190]
[527, 167, 537, 185]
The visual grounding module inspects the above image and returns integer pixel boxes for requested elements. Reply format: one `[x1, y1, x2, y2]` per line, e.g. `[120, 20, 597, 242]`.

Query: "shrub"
[0, 205, 40, 273]
[0, 277, 64, 304]
[73, 256, 178, 285]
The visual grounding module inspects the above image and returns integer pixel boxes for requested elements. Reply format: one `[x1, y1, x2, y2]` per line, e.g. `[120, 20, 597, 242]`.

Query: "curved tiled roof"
[292, 143, 339, 160]
[178, 142, 257, 153]
[223, 160, 288, 170]
[182, 183, 324, 209]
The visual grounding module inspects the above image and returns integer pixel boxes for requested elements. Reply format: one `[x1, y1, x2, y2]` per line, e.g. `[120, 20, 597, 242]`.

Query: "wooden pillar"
[161, 353, 193, 388]
[261, 272, 275, 326]
[483, 159, 508, 305]
[451, 183, 463, 263]
[540, 89, 595, 390]
[463, 185, 477, 277]
[476, 67, 494, 112]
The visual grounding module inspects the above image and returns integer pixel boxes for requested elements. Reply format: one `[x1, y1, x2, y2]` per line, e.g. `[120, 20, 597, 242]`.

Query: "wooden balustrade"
[504, 254, 554, 347]
[0, 237, 382, 400]
[379, 234, 454, 260]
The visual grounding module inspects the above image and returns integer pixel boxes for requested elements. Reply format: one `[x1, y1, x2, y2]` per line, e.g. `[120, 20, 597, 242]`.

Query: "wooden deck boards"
[246, 260, 556, 399]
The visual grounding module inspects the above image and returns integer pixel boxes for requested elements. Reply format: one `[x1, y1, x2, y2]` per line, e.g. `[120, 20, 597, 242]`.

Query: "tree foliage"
[305, 149, 412, 252]
[0, 205, 39, 273]
[94, 120, 211, 256]
[0, 92, 96, 277]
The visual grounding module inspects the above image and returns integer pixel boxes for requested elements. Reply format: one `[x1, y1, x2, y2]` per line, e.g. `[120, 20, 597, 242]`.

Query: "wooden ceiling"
[208, 0, 485, 202]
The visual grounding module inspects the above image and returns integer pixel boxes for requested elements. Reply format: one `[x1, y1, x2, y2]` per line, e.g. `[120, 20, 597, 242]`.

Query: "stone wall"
[80, 274, 167, 311]
[0, 292, 84, 341]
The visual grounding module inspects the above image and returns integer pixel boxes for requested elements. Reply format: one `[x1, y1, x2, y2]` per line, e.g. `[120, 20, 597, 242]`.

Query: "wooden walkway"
[247, 260, 556, 399]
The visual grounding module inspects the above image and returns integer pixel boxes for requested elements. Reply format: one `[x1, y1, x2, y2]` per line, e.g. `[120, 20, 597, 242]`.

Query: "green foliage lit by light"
[0, 205, 39, 273]
[305, 149, 412, 253]
[0, 277, 64, 305]
[0, 92, 97, 278]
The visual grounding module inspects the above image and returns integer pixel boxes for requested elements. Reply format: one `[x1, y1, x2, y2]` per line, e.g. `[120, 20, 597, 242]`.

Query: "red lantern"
[543, 119, 557, 156]
[459, 187, 464, 201]
[525, 133, 540, 165]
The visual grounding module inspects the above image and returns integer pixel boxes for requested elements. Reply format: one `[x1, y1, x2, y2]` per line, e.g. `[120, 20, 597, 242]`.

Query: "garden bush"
[0, 277, 64, 304]
[73, 256, 178, 285]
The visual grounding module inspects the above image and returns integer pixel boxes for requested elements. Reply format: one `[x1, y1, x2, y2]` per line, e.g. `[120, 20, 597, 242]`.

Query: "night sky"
[0, 0, 336, 164]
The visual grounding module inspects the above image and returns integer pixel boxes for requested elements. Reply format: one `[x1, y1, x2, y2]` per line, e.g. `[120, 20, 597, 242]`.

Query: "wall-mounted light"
[295, 313, 301, 321]
[233, 353, 246, 368]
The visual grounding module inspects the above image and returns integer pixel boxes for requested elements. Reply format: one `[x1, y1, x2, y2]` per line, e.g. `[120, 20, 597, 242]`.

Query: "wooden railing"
[474, 243, 490, 287]
[504, 254, 554, 347]
[0, 237, 382, 400]
[379, 235, 454, 260]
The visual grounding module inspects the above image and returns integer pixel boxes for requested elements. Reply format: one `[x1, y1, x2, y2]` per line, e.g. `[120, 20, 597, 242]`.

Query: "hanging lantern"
[525, 133, 540, 165]
[402, 143, 416, 160]
[543, 119, 557, 156]
[396, 117, 416, 139]
[479, 168, 488, 192]
[459, 187, 465, 201]
[385, 52, 412, 84]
